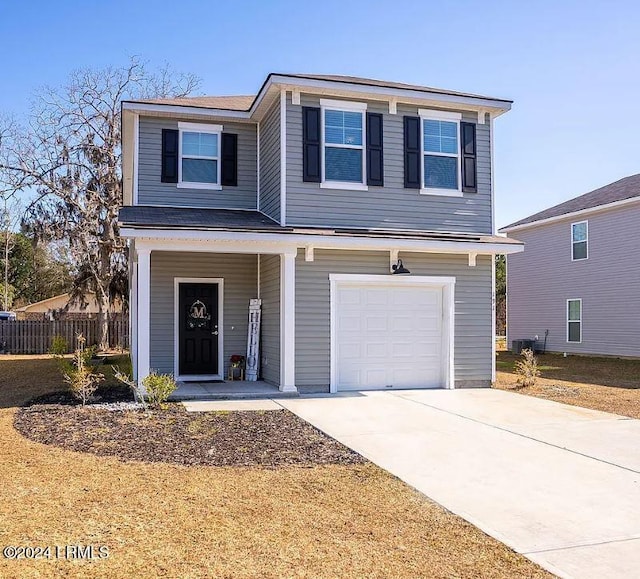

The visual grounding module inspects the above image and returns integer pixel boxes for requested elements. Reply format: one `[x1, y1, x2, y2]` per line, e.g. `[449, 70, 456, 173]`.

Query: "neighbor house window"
[320, 99, 366, 189]
[567, 299, 582, 343]
[178, 122, 222, 189]
[572, 221, 588, 260]
[420, 110, 461, 194]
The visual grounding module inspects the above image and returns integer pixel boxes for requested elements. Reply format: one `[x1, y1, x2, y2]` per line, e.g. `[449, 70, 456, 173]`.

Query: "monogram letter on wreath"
[187, 299, 211, 330]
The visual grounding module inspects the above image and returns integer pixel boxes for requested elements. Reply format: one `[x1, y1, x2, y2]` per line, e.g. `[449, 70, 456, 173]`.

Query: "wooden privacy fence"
[0, 319, 129, 354]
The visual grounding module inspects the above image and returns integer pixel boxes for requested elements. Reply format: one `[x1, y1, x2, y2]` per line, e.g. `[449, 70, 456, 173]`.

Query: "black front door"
[179, 283, 219, 376]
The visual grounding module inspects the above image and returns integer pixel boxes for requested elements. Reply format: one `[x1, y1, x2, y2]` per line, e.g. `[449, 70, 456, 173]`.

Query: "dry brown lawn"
[0, 356, 550, 578]
[496, 351, 640, 418]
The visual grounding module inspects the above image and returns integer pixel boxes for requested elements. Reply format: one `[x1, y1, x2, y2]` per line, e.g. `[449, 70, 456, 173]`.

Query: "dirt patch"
[496, 351, 640, 418]
[14, 393, 364, 468]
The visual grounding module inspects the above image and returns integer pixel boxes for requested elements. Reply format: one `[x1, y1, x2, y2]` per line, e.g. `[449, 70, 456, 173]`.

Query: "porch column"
[280, 251, 297, 392]
[130, 247, 138, 378]
[136, 248, 151, 383]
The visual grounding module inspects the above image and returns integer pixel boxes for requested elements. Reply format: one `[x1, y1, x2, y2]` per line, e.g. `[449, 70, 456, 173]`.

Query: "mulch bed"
[14, 391, 365, 468]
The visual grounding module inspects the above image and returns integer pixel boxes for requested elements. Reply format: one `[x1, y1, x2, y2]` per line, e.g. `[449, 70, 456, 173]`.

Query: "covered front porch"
[129, 236, 298, 393]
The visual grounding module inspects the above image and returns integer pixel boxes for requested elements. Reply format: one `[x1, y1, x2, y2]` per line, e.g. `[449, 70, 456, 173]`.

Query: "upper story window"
[178, 122, 222, 190]
[571, 221, 588, 260]
[419, 110, 462, 196]
[320, 99, 367, 191]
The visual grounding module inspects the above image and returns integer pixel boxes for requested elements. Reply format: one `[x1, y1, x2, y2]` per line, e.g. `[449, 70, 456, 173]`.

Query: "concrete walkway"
[277, 389, 640, 579]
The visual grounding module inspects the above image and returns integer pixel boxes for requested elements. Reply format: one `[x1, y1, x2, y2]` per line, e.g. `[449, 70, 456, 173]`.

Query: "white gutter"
[119, 227, 523, 255]
[121, 101, 252, 119]
[500, 195, 640, 233]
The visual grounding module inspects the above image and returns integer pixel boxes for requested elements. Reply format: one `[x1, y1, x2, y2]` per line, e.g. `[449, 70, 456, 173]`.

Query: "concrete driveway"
[278, 389, 640, 579]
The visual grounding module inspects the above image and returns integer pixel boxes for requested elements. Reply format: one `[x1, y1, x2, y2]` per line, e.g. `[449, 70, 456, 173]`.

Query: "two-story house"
[501, 174, 640, 357]
[119, 73, 522, 394]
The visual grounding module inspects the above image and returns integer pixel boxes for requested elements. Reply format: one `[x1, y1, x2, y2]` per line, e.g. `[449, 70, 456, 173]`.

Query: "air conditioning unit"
[512, 339, 535, 354]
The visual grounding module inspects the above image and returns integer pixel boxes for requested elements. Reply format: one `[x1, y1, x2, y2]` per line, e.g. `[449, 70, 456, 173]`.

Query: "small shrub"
[113, 368, 177, 408]
[63, 334, 104, 405]
[142, 371, 177, 408]
[49, 335, 68, 356]
[514, 348, 540, 388]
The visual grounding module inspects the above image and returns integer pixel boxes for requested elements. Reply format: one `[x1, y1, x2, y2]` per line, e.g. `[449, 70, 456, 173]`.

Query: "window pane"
[182, 158, 217, 183]
[182, 132, 218, 157]
[573, 241, 587, 260]
[568, 321, 581, 342]
[568, 300, 581, 321]
[325, 110, 362, 145]
[325, 147, 362, 182]
[424, 155, 458, 189]
[572, 222, 587, 242]
[424, 120, 458, 154]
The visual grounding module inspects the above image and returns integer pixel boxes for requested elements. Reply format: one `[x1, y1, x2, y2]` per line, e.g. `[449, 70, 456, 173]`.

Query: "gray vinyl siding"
[285, 94, 492, 233]
[296, 250, 492, 391]
[138, 117, 257, 209]
[149, 252, 258, 377]
[258, 100, 281, 221]
[506, 203, 640, 356]
[259, 255, 280, 385]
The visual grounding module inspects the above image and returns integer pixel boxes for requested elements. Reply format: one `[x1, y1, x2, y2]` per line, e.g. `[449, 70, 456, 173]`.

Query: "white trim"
[178, 122, 223, 132]
[136, 248, 151, 382]
[388, 98, 397, 115]
[419, 112, 462, 196]
[305, 246, 314, 262]
[389, 249, 399, 271]
[320, 100, 367, 188]
[174, 277, 224, 381]
[130, 247, 138, 379]
[418, 108, 462, 121]
[291, 88, 300, 105]
[132, 114, 139, 205]
[256, 254, 261, 299]
[280, 89, 287, 226]
[319, 98, 368, 112]
[567, 298, 582, 344]
[124, 229, 524, 256]
[571, 220, 588, 261]
[500, 196, 640, 233]
[491, 255, 496, 383]
[280, 253, 297, 391]
[178, 123, 223, 189]
[329, 274, 456, 392]
[256, 122, 261, 211]
[477, 109, 488, 124]
[320, 182, 368, 191]
[468, 252, 477, 267]
[489, 113, 496, 234]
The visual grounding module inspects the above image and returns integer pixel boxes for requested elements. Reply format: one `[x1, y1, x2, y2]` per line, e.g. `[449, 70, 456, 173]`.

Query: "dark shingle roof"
[502, 174, 640, 230]
[118, 207, 284, 231]
[284, 74, 512, 103]
[134, 95, 254, 111]
[126, 73, 512, 112]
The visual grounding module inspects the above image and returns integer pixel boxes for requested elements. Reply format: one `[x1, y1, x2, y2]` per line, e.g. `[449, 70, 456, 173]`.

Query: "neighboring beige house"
[16, 293, 123, 320]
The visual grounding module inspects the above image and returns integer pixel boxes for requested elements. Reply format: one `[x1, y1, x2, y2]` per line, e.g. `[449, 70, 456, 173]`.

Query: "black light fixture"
[392, 259, 410, 275]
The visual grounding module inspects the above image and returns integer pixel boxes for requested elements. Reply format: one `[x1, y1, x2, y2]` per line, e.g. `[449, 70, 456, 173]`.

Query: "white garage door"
[333, 278, 451, 391]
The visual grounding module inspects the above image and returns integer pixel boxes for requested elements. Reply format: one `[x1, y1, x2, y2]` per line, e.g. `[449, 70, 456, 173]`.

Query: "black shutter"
[221, 132, 238, 186]
[161, 129, 179, 183]
[366, 112, 384, 186]
[302, 107, 321, 182]
[461, 122, 477, 193]
[404, 116, 421, 189]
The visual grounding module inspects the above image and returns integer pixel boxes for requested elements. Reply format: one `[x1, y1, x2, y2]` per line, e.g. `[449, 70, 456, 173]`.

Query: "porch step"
[170, 391, 300, 401]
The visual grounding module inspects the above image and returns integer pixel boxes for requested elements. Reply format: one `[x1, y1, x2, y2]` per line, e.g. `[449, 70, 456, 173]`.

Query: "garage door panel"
[334, 281, 448, 391]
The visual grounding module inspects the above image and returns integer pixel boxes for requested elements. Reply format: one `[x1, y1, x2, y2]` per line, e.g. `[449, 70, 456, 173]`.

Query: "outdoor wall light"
[391, 259, 410, 275]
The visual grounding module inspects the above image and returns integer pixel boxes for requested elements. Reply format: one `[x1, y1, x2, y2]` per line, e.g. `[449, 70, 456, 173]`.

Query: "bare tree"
[0, 58, 200, 348]
[0, 194, 23, 310]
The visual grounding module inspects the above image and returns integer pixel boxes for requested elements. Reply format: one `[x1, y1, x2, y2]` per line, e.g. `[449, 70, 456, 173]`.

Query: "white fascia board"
[270, 75, 512, 115]
[499, 196, 640, 234]
[120, 227, 524, 256]
[121, 101, 252, 120]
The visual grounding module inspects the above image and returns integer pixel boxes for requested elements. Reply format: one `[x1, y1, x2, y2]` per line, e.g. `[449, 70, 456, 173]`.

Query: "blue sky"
[1, 0, 638, 228]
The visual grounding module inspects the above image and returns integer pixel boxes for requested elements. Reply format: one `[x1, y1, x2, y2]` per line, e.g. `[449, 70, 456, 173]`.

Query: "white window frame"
[177, 121, 223, 190]
[319, 99, 368, 192]
[571, 220, 588, 261]
[419, 109, 463, 197]
[567, 298, 582, 343]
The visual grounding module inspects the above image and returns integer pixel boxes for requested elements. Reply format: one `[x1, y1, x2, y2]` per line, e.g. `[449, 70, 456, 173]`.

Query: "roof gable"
[502, 173, 640, 230]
